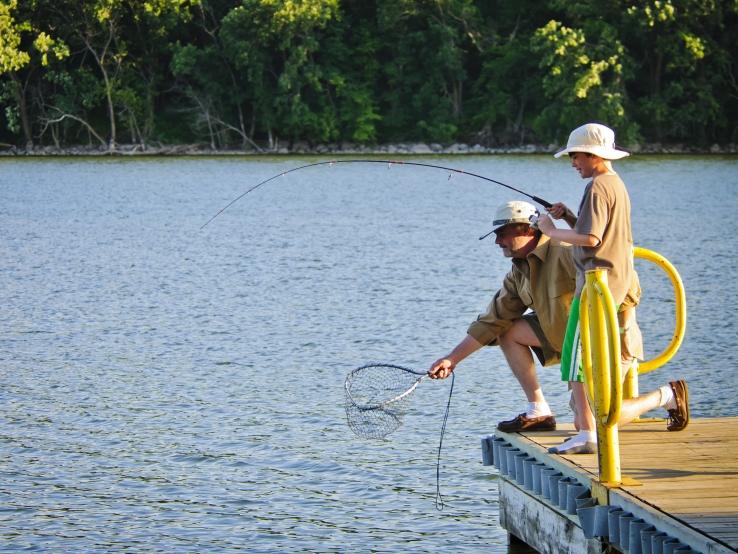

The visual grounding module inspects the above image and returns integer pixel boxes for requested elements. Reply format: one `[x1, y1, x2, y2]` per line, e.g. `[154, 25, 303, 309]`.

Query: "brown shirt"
[467, 235, 576, 354]
[573, 172, 634, 305]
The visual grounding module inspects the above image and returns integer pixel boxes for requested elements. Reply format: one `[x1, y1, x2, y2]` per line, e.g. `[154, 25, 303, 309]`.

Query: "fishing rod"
[200, 159, 553, 229]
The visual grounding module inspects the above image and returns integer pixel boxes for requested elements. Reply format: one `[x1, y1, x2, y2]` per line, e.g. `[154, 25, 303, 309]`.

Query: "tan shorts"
[619, 306, 644, 361]
[523, 313, 561, 367]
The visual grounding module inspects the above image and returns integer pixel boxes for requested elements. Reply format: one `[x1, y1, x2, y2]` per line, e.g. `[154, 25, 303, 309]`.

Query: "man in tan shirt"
[429, 200, 683, 442]
[429, 201, 573, 432]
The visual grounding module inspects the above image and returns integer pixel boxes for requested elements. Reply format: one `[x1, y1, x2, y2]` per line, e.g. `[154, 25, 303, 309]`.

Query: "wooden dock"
[484, 417, 738, 553]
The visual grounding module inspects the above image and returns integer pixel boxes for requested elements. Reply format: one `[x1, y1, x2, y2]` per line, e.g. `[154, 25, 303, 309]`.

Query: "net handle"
[378, 374, 426, 407]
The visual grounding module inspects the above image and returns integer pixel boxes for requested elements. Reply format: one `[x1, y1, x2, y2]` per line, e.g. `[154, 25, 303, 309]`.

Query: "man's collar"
[512, 234, 550, 266]
[529, 233, 551, 262]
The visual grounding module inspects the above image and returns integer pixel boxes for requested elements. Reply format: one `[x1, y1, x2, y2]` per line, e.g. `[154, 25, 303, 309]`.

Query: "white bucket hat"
[479, 201, 538, 240]
[554, 123, 629, 160]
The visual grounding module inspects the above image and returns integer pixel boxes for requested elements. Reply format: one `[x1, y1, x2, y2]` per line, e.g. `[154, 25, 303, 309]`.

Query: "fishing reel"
[529, 210, 541, 230]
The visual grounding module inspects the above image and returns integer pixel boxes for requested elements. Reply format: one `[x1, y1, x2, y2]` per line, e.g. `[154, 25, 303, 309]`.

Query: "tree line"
[1, 0, 736, 152]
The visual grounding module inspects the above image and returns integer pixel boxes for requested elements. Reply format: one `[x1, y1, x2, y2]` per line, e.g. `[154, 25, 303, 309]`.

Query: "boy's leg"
[617, 308, 689, 430]
[553, 299, 690, 452]
[550, 296, 597, 454]
[548, 382, 597, 454]
[571, 381, 596, 432]
[619, 381, 689, 430]
[618, 389, 661, 426]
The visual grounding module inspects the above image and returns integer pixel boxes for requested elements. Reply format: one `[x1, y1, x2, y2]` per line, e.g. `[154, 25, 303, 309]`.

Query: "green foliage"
[0, 0, 736, 148]
[0, 0, 69, 143]
[619, 0, 729, 142]
[467, 1, 551, 144]
[531, 19, 636, 143]
[0, 0, 31, 74]
[0, 81, 20, 132]
[372, 0, 480, 143]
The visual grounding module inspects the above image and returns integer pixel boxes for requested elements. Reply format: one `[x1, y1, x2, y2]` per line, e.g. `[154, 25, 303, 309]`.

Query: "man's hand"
[428, 335, 482, 379]
[429, 357, 455, 379]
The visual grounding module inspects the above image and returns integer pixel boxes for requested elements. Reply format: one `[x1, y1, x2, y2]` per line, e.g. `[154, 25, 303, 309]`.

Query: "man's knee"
[499, 319, 539, 348]
[498, 327, 513, 348]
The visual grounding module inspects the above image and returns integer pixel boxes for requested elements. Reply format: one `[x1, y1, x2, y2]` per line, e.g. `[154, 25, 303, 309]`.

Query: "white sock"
[526, 401, 552, 418]
[552, 431, 597, 452]
[555, 430, 596, 452]
[659, 385, 676, 410]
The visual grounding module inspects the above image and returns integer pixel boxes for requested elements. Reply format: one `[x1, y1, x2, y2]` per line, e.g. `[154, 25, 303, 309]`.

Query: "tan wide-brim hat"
[554, 123, 630, 160]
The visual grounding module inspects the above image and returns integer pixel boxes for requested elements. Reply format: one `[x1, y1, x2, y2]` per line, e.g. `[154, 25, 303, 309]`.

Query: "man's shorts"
[522, 313, 561, 367]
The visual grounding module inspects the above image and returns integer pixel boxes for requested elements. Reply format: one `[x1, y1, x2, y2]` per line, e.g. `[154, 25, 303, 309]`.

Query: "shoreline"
[2, 141, 737, 157]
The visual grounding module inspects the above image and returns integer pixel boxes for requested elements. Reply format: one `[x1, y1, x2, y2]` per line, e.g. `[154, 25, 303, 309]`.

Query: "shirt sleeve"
[467, 270, 527, 346]
[576, 183, 610, 242]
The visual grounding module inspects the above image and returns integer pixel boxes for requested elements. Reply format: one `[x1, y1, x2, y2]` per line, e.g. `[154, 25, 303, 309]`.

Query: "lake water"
[2, 155, 737, 552]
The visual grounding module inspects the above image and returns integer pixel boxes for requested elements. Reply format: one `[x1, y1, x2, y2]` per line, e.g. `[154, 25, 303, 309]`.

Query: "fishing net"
[344, 363, 427, 439]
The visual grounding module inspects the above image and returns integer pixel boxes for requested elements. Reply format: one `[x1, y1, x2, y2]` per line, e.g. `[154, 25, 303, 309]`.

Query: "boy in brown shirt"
[537, 123, 689, 454]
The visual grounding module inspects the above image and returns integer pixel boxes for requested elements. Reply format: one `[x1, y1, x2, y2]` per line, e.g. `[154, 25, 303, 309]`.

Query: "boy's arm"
[536, 214, 600, 246]
[547, 202, 578, 228]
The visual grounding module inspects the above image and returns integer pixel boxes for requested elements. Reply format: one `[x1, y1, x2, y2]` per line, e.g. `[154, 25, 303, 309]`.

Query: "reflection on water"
[1, 155, 737, 552]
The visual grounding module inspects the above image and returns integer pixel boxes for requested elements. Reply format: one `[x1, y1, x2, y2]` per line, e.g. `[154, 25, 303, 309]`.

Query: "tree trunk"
[652, 51, 664, 142]
[11, 72, 33, 148]
[237, 103, 248, 149]
[82, 21, 118, 151]
[453, 79, 463, 119]
[102, 68, 116, 150]
[515, 87, 528, 144]
[206, 110, 216, 150]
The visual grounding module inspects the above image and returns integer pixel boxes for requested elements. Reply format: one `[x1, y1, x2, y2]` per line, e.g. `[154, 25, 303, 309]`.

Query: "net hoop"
[344, 363, 427, 411]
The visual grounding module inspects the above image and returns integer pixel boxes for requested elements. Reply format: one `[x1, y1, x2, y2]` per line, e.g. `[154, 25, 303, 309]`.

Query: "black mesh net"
[344, 363, 426, 439]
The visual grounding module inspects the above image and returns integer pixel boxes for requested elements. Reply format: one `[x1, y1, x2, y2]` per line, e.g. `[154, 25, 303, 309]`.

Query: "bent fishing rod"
[200, 159, 553, 229]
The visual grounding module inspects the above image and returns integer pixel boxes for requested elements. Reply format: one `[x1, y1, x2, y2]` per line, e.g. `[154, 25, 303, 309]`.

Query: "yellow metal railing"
[579, 247, 687, 486]
[580, 269, 622, 484]
[633, 247, 687, 373]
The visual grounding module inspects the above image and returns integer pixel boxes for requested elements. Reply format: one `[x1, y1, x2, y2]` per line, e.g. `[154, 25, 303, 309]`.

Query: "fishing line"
[435, 371, 455, 511]
[200, 159, 552, 229]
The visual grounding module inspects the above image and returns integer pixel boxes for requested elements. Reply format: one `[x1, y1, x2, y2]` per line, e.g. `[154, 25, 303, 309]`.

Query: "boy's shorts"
[560, 296, 583, 382]
[560, 296, 643, 382]
[522, 313, 561, 367]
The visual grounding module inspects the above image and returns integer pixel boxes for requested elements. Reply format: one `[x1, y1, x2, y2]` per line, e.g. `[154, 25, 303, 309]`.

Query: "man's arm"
[428, 334, 483, 379]
[429, 270, 528, 379]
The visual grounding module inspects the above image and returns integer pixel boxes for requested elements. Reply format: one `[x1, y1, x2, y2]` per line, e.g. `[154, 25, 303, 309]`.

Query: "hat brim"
[479, 217, 532, 240]
[492, 217, 533, 230]
[554, 145, 630, 160]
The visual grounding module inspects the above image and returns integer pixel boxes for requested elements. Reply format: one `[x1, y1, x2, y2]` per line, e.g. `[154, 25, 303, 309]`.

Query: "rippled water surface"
[2, 155, 737, 552]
